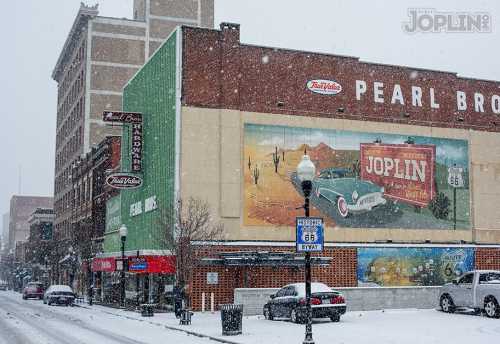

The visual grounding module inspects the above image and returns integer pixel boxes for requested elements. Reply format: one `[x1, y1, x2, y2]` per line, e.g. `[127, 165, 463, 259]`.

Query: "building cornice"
[52, 3, 99, 82]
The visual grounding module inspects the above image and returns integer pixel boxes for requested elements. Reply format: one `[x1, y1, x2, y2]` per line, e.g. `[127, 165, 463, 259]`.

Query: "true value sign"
[296, 217, 324, 252]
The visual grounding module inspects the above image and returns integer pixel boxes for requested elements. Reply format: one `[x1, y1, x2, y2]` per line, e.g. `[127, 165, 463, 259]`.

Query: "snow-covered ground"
[1, 290, 499, 344]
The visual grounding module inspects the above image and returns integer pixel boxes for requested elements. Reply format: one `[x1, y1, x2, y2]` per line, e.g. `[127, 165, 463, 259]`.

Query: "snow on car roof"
[47, 285, 73, 292]
[286, 282, 333, 296]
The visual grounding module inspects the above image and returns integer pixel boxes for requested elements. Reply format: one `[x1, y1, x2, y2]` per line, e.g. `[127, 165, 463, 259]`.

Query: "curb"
[76, 304, 242, 344]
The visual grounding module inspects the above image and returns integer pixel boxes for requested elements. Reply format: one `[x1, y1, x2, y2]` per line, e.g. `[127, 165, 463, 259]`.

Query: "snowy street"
[0, 291, 210, 344]
[2, 290, 500, 344]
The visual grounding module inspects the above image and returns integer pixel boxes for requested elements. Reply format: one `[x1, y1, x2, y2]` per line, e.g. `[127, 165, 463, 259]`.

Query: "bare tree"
[159, 197, 225, 306]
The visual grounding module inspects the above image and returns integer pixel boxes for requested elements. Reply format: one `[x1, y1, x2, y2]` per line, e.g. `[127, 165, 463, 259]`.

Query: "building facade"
[65, 136, 121, 293]
[1, 213, 8, 251]
[8, 196, 53, 252]
[52, 0, 214, 249]
[103, 23, 500, 310]
[26, 208, 55, 285]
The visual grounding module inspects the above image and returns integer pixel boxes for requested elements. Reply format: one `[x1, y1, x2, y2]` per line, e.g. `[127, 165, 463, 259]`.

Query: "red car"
[23, 282, 44, 300]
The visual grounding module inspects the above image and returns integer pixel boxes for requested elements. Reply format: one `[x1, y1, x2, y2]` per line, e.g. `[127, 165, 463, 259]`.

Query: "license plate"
[322, 299, 330, 304]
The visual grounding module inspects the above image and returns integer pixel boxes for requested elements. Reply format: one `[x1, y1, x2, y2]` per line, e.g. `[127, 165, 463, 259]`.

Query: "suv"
[22, 282, 44, 300]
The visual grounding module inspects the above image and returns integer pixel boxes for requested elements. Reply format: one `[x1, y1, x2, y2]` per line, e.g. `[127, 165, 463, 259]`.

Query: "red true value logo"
[307, 79, 342, 95]
[360, 143, 436, 207]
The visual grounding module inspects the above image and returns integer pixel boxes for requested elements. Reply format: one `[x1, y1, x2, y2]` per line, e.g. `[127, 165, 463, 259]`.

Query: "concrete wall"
[234, 287, 441, 316]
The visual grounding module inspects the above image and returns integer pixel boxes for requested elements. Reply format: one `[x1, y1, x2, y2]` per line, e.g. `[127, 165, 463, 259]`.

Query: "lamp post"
[119, 224, 128, 308]
[296, 154, 316, 344]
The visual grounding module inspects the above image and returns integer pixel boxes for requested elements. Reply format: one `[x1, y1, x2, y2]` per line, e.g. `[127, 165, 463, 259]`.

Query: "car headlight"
[352, 190, 359, 202]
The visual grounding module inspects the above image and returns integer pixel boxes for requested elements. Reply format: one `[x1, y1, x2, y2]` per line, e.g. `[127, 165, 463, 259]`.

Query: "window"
[319, 171, 330, 179]
[275, 288, 287, 297]
[479, 272, 500, 284]
[458, 273, 474, 284]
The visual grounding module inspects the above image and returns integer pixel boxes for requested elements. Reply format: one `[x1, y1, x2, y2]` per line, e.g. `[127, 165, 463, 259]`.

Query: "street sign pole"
[453, 187, 457, 230]
[447, 165, 464, 231]
[296, 215, 324, 344]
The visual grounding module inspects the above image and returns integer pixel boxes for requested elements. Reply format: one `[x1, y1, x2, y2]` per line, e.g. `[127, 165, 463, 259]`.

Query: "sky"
[0, 0, 499, 224]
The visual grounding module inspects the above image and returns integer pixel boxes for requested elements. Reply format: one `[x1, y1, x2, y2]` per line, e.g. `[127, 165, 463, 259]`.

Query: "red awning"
[92, 255, 175, 274]
[92, 257, 116, 272]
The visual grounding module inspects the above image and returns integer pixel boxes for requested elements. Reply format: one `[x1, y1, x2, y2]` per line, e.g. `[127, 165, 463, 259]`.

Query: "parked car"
[263, 282, 346, 323]
[43, 285, 75, 306]
[0, 280, 8, 291]
[439, 270, 500, 318]
[22, 282, 44, 300]
[314, 168, 386, 218]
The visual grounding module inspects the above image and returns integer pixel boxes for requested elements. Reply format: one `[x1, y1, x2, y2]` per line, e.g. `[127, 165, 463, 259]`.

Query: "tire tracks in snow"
[1, 295, 148, 344]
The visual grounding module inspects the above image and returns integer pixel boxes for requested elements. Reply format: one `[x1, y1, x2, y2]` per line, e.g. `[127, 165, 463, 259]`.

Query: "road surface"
[0, 291, 209, 344]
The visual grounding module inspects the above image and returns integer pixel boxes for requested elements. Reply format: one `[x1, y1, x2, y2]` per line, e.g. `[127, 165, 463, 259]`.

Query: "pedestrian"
[88, 284, 94, 306]
[174, 285, 183, 318]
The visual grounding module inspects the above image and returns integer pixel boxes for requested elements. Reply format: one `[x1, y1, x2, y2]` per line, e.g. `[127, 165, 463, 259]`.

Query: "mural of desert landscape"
[243, 123, 470, 230]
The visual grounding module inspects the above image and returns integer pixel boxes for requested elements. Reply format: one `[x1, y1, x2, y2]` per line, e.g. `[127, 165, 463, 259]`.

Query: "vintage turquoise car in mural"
[314, 168, 386, 218]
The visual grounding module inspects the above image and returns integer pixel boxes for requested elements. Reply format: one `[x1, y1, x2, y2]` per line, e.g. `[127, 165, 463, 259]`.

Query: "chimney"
[219, 23, 241, 109]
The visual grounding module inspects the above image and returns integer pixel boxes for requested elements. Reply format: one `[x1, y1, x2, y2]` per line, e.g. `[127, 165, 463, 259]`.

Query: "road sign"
[296, 217, 324, 252]
[447, 166, 464, 188]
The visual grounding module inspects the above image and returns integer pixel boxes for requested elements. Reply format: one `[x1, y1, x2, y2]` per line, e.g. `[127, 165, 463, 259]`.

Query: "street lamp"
[119, 224, 128, 308]
[296, 154, 316, 344]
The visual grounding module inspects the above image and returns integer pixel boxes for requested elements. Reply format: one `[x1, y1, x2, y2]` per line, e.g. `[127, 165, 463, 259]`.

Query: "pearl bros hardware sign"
[103, 111, 143, 173]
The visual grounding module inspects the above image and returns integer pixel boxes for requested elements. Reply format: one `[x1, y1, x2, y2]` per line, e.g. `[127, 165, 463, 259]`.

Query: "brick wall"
[475, 247, 500, 270]
[189, 245, 357, 311]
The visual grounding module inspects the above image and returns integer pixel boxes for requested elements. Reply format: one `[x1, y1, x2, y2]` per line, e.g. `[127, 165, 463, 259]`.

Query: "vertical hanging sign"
[131, 123, 143, 172]
[103, 111, 143, 172]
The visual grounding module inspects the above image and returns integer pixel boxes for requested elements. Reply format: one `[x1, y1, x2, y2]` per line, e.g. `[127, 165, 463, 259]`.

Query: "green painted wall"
[104, 30, 178, 254]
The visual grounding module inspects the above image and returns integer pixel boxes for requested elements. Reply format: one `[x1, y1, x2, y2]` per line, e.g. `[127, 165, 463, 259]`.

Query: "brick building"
[8, 196, 53, 253]
[62, 136, 121, 292]
[52, 1, 214, 252]
[100, 23, 500, 310]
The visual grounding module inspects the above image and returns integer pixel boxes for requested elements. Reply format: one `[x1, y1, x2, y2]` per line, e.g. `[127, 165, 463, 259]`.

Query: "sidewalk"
[76, 303, 242, 344]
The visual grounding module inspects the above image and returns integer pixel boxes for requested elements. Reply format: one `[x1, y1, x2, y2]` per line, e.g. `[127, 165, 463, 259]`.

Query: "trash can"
[220, 304, 243, 335]
[141, 304, 154, 317]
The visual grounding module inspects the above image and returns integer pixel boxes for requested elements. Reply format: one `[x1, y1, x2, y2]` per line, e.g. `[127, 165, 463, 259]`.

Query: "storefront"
[91, 255, 175, 305]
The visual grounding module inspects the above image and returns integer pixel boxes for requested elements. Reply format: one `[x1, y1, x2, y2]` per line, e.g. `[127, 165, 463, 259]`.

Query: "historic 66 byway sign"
[296, 217, 324, 252]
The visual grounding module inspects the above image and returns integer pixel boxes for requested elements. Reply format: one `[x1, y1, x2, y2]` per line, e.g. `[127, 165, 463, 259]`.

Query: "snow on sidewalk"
[82, 303, 500, 344]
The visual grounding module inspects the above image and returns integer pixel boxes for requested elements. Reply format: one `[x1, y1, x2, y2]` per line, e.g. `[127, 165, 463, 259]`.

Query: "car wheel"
[22, 295, 27, 300]
[336, 196, 349, 218]
[290, 309, 301, 324]
[484, 297, 500, 318]
[264, 307, 274, 320]
[330, 314, 340, 322]
[440, 295, 455, 313]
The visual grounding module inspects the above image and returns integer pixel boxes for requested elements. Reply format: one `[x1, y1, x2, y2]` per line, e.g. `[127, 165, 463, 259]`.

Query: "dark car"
[263, 282, 346, 323]
[43, 285, 75, 306]
[22, 282, 44, 300]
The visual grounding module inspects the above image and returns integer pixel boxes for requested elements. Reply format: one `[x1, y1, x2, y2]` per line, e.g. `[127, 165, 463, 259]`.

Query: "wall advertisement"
[243, 123, 470, 230]
[357, 247, 475, 287]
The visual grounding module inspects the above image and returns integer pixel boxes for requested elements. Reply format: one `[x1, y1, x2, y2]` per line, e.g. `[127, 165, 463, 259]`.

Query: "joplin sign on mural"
[243, 124, 470, 229]
[357, 247, 475, 287]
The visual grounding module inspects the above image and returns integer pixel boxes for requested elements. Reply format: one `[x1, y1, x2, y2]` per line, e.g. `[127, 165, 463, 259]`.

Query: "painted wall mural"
[357, 247, 475, 287]
[243, 123, 470, 229]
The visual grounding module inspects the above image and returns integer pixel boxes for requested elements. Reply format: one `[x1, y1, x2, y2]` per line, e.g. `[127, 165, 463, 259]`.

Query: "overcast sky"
[1, 0, 499, 222]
